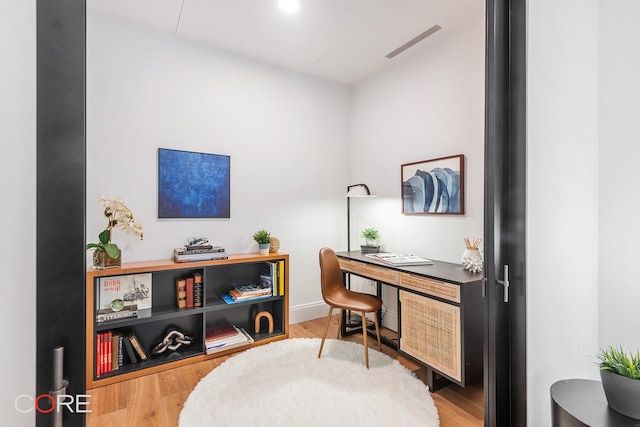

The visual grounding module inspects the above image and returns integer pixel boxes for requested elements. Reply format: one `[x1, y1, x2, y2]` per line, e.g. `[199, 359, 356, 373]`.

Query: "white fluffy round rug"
[179, 338, 439, 427]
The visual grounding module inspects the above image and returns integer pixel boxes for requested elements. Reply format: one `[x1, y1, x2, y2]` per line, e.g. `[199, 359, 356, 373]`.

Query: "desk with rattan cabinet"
[336, 251, 483, 391]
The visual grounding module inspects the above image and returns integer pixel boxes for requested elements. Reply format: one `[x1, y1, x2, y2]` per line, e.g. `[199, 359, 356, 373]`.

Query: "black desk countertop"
[335, 250, 482, 285]
[551, 379, 640, 427]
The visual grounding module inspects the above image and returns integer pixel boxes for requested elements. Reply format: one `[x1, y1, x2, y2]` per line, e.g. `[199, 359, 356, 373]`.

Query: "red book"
[185, 275, 195, 309]
[98, 332, 107, 377]
[205, 324, 241, 342]
[96, 332, 103, 377]
[105, 331, 112, 375]
[102, 332, 108, 376]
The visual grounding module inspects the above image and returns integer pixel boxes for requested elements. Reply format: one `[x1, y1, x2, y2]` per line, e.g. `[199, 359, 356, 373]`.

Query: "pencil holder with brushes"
[461, 237, 483, 273]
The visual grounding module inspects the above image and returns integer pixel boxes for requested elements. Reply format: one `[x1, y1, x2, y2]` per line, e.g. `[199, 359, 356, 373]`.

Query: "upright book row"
[261, 260, 285, 297]
[219, 260, 285, 304]
[175, 271, 203, 309]
[95, 330, 148, 378]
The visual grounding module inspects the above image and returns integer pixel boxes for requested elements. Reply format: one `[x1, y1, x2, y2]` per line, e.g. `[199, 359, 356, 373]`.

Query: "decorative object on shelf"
[92, 247, 121, 270]
[269, 236, 280, 253]
[97, 273, 152, 310]
[187, 237, 210, 248]
[253, 229, 271, 254]
[254, 310, 274, 334]
[401, 154, 465, 215]
[151, 329, 194, 355]
[110, 299, 125, 312]
[360, 227, 381, 253]
[158, 148, 230, 219]
[86, 197, 144, 269]
[461, 237, 482, 273]
[596, 345, 640, 419]
[462, 256, 483, 274]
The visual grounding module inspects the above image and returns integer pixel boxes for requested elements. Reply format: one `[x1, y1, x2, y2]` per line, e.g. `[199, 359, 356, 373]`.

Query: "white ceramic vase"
[461, 248, 482, 263]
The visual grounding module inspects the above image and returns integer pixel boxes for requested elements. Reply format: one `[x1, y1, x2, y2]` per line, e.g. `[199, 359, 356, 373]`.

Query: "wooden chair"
[317, 247, 382, 368]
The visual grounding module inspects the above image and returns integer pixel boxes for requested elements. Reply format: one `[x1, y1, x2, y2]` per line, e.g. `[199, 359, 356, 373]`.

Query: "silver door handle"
[496, 264, 509, 303]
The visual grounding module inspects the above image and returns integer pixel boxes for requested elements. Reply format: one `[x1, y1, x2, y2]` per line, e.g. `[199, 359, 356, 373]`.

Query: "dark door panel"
[484, 0, 527, 425]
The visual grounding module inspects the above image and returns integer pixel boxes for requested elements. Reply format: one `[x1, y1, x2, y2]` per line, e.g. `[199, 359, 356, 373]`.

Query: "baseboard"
[289, 301, 328, 324]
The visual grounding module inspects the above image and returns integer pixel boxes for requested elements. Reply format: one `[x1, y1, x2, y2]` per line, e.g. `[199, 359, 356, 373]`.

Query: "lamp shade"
[346, 183, 376, 197]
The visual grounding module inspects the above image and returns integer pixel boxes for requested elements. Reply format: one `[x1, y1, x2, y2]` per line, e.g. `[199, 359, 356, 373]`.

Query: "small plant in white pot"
[360, 228, 380, 253]
[596, 345, 640, 419]
[253, 229, 271, 255]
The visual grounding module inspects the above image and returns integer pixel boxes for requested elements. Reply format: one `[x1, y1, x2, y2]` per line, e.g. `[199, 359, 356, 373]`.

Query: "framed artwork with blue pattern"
[158, 148, 230, 218]
[401, 154, 464, 215]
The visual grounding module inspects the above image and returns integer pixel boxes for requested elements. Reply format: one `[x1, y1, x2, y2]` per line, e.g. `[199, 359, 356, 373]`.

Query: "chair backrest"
[318, 247, 345, 301]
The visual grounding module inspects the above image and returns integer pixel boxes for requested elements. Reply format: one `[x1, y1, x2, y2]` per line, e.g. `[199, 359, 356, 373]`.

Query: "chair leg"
[373, 310, 381, 351]
[336, 309, 344, 339]
[361, 311, 369, 368]
[318, 306, 334, 359]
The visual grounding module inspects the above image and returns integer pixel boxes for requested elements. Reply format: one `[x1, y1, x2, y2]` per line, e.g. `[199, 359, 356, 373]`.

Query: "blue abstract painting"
[158, 148, 230, 218]
[401, 154, 464, 214]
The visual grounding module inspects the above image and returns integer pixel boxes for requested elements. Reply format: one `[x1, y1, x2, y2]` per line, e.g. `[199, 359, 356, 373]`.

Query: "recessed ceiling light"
[279, 0, 300, 14]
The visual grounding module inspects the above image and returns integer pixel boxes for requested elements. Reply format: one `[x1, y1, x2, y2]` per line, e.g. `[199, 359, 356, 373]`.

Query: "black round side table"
[551, 379, 640, 426]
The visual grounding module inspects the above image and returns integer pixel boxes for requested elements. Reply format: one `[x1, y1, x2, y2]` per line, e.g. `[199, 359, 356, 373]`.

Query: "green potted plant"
[596, 345, 640, 419]
[86, 197, 143, 269]
[253, 229, 271, 255]
[360, 227, 380, 253]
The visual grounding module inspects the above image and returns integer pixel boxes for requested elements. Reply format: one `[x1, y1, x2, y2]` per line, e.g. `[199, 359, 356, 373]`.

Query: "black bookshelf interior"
[91, 257, 287, 382]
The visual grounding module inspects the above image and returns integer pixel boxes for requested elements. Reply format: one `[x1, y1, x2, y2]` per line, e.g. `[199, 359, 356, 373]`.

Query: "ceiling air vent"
[385, 24, 442, 59]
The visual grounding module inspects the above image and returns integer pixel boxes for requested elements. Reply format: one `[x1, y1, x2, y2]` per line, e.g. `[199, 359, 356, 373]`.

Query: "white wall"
[348, 11, 485, 328]
[0, 0, 36, 425]
[349, 13, 485, 263]
[87, 12, 350, 321]
[527, 0, 600, 425]
[598, 0, 640, 352]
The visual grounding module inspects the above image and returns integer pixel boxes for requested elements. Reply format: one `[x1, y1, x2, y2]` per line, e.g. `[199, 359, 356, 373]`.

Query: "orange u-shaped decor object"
[254, 311, 274, 334]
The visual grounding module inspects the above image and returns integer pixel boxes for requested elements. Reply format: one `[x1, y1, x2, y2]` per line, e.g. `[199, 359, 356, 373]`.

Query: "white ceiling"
[88, 0, 483, 85]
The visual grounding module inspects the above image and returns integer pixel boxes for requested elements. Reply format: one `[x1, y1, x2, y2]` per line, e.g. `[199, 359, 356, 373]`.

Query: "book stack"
[205, 324, 254, 355]
[173, 244, 228, 263]
[96, 304, 138, 324]
[221, 282, 272, 304]
[95, 331, 147, 378]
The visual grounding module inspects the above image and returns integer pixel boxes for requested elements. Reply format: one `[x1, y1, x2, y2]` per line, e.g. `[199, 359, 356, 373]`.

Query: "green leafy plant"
[596, 345, 640, 380]
[252, 229, 271, 244]
[86, 197, 144, 258]
[361, 227, 380, 244]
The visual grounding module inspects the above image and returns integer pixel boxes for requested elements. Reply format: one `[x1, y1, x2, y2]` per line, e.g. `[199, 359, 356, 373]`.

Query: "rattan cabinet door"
[399, 290, 462, 382]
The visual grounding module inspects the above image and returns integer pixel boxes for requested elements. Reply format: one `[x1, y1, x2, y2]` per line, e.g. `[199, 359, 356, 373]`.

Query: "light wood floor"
[87, 316, 483, 426]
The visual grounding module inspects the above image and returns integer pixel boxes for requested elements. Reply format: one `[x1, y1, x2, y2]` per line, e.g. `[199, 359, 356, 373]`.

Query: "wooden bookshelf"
[86, 253, 289, 388]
